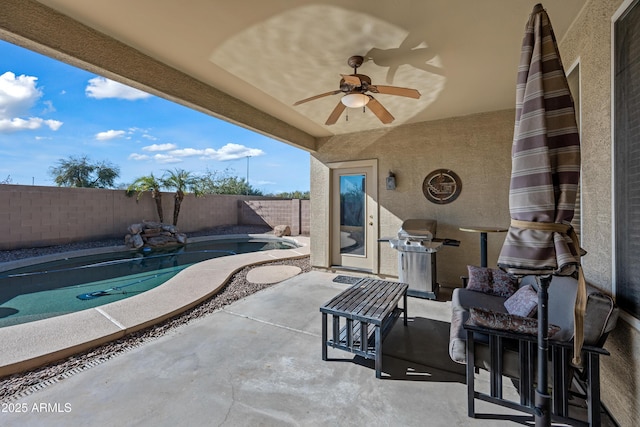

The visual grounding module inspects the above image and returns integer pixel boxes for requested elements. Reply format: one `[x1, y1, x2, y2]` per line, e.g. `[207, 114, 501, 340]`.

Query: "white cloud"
[45, 119, 63, 131]
[153, 153, 183, 164]
[0, 71, 41, 117]
[128, 153, 150, 161]
[42, 100, 56, 114]
[0, 71, 63, 133]
[0, 117, 62, 133]
[142, 143, 177, 152]
[96, 129, 126, 141]
[169, 147, 203, 157]
[85, 77, 151, 100]
[205, 143, 265, 161]
[129, 143, 264, 164]
[165, 143, 265, 161]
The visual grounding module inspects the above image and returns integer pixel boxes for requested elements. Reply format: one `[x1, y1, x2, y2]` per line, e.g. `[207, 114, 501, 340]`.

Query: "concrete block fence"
[0, 185, 309, 250]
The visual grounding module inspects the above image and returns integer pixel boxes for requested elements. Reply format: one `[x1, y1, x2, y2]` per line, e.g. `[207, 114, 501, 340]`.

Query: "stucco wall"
[0, 185, 309, 250]
[310, 156, 331, 270]
[559, 1, 639, 425]
[560, 0, 619, 288]
[310, 109, 514, 287]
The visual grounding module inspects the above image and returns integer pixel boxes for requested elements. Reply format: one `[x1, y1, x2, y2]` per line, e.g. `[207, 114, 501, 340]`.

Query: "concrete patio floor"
[1, 269, 550, 427]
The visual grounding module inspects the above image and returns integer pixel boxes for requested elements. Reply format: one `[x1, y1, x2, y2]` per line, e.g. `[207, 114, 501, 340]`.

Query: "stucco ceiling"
[34, 0, 586, 139]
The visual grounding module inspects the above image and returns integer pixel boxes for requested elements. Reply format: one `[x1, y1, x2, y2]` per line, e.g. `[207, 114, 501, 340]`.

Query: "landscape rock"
[274, 225, 291, 237]
[162, 224, 177, 233]
[142, 228, 162, 237]
[125, 222, 186, 249]
[128, 223, 143, 234]
[131, 233, 144, 249]
[146, 236, 177, 247]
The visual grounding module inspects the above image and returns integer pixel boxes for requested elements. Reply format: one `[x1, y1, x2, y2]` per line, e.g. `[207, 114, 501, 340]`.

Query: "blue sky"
[0, 40, 310, 193]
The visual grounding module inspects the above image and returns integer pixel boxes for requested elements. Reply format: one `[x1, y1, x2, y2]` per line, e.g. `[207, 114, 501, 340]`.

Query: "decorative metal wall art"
[422, 169, 462, 204]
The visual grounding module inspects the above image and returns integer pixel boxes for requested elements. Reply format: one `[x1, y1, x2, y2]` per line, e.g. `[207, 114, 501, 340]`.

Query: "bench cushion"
[520, 275, 618, 344]
[449, 288, 509, 363]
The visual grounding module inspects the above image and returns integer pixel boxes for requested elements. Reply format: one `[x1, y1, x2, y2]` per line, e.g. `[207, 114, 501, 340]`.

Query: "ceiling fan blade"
[366, 97, 395, 124]
[369, 85, 421, 99]
[293, 90, 341, 106]
[341, 74, 362, 86]
[325, 101, 346, 125]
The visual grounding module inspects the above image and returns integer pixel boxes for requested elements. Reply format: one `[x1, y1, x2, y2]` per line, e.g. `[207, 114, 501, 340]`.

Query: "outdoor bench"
[320, 278, 408, 378]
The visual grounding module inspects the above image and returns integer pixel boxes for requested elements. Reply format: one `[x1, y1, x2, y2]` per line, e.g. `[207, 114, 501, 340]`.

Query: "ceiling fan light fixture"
[341, 93, 370, 108]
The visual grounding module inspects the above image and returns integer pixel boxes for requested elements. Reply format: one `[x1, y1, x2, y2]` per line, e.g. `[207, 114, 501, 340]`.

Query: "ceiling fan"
[293, 55, 421, 125]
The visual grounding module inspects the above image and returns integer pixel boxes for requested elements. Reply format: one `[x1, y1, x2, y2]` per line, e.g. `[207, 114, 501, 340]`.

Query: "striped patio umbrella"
[497, 4, 586, 425]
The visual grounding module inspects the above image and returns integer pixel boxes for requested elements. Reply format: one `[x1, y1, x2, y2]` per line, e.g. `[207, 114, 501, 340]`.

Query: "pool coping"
[0, 234, 309, 377]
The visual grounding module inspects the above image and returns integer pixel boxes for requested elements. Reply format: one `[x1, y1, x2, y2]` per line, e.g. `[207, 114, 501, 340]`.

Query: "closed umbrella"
[497, 3, 586, 426]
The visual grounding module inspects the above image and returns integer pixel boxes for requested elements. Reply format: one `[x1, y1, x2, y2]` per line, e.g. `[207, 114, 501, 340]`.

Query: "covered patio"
[1, 1, 638, 425]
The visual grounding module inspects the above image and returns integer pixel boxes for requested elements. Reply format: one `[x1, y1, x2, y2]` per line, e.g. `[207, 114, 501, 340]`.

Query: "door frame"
[327, 159, 379, 273]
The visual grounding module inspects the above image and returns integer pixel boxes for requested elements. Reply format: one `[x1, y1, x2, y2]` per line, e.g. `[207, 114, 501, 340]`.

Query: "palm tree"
[162, 168, 202, 226]
[126, 173, 164, 223]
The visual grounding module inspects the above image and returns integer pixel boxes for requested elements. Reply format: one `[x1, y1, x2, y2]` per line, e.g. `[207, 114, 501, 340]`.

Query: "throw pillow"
[491, 268, 519, 297]
[466, 265, 492, 294]
[504, 284, 538, 317]
[466, 265, 518, 297]
[468, 307, 560, 337]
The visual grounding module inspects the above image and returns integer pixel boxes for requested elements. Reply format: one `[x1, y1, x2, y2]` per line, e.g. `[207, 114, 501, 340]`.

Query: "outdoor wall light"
[341, 93, 370, 108]
[386, 171, 396, 190]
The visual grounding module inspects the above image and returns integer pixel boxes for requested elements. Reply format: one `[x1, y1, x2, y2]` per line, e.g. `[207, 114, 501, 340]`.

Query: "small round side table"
[459, 226, 508, 267]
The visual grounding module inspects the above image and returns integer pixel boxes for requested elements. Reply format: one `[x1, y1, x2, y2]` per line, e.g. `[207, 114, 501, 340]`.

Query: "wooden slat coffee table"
[320, 278, 408, 378]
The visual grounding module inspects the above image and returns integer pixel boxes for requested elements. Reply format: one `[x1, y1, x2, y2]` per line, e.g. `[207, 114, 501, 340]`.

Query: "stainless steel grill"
[388, 219, 443, 299]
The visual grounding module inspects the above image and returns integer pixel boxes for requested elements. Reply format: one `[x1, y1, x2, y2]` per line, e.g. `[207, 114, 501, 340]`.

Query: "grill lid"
[398, 219, 437, 241]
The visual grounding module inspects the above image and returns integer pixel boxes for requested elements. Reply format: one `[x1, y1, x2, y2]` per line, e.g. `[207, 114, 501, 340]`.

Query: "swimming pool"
[0, 237, 298, 328]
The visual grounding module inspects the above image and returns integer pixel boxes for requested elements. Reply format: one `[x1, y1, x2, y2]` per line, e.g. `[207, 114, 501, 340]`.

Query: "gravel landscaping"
[0, 226, 310, 402]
